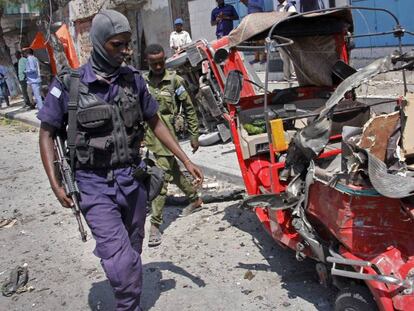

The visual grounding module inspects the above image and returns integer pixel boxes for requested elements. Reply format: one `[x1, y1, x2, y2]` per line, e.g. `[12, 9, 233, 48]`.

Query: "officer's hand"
[184, 161, 204, 188]
[53, 186, 74, 209]
[190, 137, 200, 154]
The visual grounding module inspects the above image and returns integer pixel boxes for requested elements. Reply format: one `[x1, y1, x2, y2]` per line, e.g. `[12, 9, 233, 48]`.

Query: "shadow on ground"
[88, 261, 205, 311]
[223, 203, 336, 311]
[159, 203, 183, 234]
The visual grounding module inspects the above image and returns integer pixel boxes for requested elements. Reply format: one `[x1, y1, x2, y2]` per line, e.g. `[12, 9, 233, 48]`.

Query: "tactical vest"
[61, 69, 145, 170]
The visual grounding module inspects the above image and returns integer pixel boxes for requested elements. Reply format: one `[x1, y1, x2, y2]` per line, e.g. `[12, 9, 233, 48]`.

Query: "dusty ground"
[0, 119, 334, 311]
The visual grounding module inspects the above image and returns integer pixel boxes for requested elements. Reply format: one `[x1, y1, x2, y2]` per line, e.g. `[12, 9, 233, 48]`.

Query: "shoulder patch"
[50, 86, 62, 99]
[175, 85, 186, 97]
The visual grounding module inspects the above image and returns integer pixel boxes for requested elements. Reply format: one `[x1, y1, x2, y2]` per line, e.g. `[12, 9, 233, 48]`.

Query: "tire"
[198, 132, 221, 146]
[335, 286, 378, 311]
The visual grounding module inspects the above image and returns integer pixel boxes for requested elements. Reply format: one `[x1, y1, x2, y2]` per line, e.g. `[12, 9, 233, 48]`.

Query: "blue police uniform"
[38, 61, 158, 311]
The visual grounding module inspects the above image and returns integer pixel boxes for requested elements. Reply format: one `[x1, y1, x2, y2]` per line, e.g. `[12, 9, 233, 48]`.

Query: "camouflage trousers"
[150, 155, 199, 226]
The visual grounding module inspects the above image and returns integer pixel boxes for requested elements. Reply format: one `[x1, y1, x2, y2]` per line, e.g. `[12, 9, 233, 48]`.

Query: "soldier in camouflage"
[144, 44, 202, 247]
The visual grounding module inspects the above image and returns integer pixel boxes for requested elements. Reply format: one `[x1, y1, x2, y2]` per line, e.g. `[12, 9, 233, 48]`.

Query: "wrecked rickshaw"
[167, 7, 414, 310]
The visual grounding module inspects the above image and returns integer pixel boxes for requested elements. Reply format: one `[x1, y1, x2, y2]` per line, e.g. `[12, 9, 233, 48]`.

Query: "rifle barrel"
[54, 136, 88, 242]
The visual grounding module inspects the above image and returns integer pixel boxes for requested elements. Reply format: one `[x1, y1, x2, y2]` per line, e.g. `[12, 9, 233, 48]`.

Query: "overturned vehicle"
[167, 7, 414, 311]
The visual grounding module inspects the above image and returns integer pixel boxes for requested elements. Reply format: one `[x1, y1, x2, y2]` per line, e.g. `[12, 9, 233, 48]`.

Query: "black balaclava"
[89, 10, 131, 78]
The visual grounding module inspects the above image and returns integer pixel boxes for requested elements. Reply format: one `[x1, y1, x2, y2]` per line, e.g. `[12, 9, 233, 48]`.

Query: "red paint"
[191, 16, 413, 310]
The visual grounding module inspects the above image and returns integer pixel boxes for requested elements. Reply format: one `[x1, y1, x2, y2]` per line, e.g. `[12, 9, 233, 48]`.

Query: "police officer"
[143, 44, 202, 247]
[38, 10, 203, 311]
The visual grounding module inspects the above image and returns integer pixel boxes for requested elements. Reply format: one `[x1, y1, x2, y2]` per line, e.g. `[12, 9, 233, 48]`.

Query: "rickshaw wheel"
[334, 286, 378, 311]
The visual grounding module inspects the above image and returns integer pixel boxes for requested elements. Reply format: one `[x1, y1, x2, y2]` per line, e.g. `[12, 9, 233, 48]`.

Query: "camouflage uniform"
[143, 70, 200, 226]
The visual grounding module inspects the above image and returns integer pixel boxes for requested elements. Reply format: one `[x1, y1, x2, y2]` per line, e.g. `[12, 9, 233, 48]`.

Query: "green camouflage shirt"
[143, 70, 199, 156]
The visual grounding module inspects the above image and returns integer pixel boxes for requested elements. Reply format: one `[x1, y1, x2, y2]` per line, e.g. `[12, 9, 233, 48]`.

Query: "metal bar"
[332, 268, 409, 287]
[235, 46, 266, 52]
[349, 30, 401, 39]
[278, 99, 397, 122]
[398, 35, 408, 95]
[264, 39, 276, 193]
[327, 256, 372, 267]
[236, 36, 294, 52]
[267, 6, 401, 47]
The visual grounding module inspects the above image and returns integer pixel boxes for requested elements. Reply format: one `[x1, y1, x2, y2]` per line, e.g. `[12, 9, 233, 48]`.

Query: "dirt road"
[0, 119, 334, 310]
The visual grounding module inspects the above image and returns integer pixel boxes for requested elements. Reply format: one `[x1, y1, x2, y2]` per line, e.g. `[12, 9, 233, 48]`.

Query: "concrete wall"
[169, 0, 191, 36]
[188, 0, 216, 42]
[73, 18, 93, 65]
[141, 0, 173, 56]
[335, 0, 349, 6]
[69, 0, 148, 65]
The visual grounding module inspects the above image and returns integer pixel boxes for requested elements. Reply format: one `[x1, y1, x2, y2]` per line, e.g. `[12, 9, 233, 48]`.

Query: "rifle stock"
[54, 136, 88, 242]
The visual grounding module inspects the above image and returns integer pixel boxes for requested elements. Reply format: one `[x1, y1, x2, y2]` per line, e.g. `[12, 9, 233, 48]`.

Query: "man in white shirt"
[170, 18, 192, 54]
[275, 0, 297, 12]
[275, 0, 297, 81]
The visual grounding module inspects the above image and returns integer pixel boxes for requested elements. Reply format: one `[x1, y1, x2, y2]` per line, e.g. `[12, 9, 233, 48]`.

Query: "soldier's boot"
[148, 223, 162, 247]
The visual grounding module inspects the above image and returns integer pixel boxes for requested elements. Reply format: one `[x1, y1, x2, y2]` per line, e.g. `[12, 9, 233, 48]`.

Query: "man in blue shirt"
[211, 0, 239, 39]
[24, 48, 43, 110]
[240, 0, 265, 14]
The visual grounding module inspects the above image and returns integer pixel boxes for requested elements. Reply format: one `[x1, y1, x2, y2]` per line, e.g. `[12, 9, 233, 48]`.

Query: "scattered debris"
[358, 111, 400, 161]
[166, 189, 245, 206]
[402, 93, 414, 157]
[1, 263, 30, 297]
[202, 182, 219, 190]
[241, 289, 253, 295]
[0, 218, 17, 229]
[244, 270, 255, 281]
[201, 189, 245, 204]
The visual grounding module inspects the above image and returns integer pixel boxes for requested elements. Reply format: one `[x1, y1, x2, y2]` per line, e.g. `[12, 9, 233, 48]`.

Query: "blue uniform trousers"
[77, 169, 147, 311]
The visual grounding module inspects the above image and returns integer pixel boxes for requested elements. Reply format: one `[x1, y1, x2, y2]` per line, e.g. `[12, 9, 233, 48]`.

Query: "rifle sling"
[67, 70, 80, 174]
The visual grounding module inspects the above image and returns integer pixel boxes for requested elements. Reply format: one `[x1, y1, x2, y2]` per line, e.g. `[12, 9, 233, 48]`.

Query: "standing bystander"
[15, 51, 33, 109]
[211, 0, 239, 39]
[143, 44, 202, 247]
[24, 48, 43, 110]
[0, 65, 10, 107]
[170, 18, 192, 54]
[275, 0, 297, 81]
[38, 10, 203, 310]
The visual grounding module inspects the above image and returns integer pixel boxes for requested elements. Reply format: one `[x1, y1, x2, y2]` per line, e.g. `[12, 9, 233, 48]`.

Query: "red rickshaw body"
[167, 8, 414, 310]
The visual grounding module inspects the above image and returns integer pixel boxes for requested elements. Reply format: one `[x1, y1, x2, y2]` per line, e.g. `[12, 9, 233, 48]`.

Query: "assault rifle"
[54, 136, 88, 242]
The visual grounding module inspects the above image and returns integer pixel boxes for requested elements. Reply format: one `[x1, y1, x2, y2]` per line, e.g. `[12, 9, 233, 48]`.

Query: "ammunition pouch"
[173, 112, 187, 134]
[132, 158, 165, 201]
[77, 105, 113, 132]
